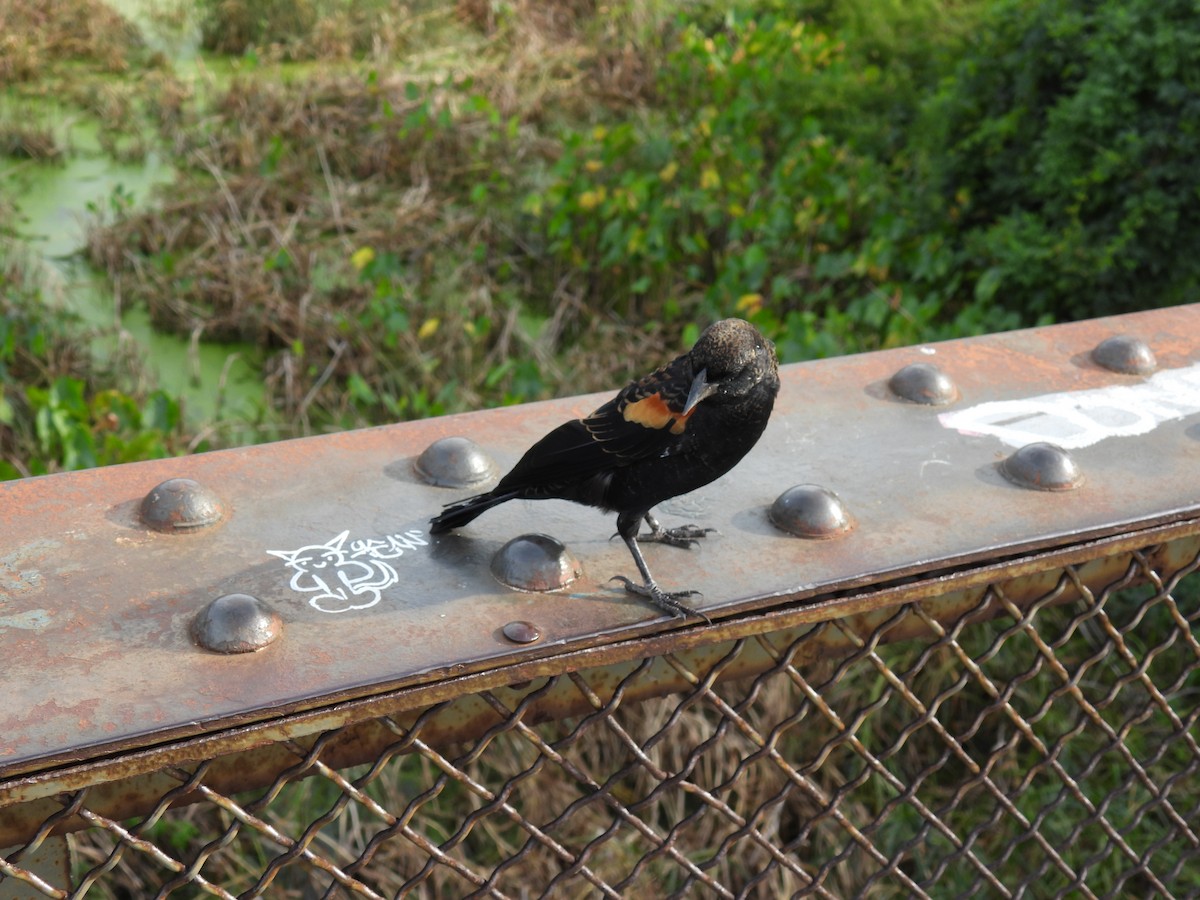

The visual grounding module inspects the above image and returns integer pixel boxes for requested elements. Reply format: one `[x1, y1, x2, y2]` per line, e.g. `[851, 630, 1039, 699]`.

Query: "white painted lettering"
[940, 362, 1200, 449]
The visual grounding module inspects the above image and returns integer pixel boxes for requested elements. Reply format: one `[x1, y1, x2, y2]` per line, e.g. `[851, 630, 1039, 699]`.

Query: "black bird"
[429, 318, 780, 621]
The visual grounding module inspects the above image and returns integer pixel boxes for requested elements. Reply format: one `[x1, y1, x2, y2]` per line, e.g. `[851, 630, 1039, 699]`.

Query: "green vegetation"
[0, 252, 192, 479]
[3, 2, 1198, 895]
[5, 0, 1198, 474]
[923, 0, 1200, 320]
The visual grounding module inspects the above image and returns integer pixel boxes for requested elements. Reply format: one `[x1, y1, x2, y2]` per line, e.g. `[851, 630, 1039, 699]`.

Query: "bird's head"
[683, 318, 779, 413]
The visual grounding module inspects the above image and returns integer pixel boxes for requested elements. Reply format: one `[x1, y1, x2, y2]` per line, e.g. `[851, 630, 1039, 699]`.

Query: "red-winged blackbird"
[430, 318, 780, 621]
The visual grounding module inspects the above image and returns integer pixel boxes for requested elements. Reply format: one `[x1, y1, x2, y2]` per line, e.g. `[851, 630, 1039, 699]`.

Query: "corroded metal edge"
[1, 516, 1195, 849]
[2, 304, 1199, 790]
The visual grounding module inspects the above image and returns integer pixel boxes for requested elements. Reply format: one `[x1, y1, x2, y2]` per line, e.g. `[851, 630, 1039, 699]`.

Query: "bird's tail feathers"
[429, 490, 517, 534]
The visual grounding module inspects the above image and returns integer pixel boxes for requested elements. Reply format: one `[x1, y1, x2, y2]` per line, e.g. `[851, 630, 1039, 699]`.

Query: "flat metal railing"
[2, 306, 1198, 897]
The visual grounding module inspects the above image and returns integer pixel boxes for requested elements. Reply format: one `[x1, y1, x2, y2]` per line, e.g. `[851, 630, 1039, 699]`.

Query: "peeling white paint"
[939, 362, 1200, 449]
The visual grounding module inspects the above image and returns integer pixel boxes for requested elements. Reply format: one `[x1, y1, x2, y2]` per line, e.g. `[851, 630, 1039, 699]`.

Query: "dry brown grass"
[200, 0, 454, 63]
[80, 1, 686, 433]
[0, 0, 144, 85]
[86, 69, 515, 422]
[0, 121, 61, 160]
[69, 669, 858, 898]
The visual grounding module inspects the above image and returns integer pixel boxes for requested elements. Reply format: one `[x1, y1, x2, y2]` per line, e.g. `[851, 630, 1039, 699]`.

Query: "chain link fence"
[5, 308, 1200, 897]
[3, 524, 1198, 898]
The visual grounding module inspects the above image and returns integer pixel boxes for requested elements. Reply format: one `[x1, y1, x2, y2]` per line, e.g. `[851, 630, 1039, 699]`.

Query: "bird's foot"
[640, 523, 716, 550]
[610, 576, 711, 624]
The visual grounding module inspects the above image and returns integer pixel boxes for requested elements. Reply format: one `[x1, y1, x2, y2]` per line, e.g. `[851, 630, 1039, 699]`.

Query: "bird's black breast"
[600, 379, 776, 514]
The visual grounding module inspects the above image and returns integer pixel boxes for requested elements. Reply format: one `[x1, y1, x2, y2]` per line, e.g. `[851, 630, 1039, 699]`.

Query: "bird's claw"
[640, 523, 717, 550]
[609, 576, 710, 624]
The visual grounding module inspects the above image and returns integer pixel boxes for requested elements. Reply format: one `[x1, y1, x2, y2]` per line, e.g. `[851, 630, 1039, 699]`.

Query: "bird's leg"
[610, 511, 710, 623]
[637, 511, 716, 549]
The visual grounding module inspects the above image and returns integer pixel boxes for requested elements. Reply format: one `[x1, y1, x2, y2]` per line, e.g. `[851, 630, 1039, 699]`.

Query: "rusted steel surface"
[1, 305, 1199, 783]
[0, 523, 1191, 849]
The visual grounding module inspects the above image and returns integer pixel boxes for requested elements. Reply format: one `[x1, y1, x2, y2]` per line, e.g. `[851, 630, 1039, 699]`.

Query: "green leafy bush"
[0, 259, 187, 480]
[21, 378, 182, 474]
[517, 4, 1016, 360]
[924, 0, 1200, 319]
[525, 13, 900, 350]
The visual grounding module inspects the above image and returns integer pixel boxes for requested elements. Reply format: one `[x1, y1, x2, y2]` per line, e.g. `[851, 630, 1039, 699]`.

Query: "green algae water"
[4, 113, 267, 427]
[1, 3, 270, 432]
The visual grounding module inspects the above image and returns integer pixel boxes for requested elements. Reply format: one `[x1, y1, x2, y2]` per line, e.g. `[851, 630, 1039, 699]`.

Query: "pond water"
[2, 1, 269, 429]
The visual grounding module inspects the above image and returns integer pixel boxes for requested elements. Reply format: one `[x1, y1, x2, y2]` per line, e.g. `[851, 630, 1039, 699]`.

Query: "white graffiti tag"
[940, 362, 1200, 449]
[267, 529, 428, 613]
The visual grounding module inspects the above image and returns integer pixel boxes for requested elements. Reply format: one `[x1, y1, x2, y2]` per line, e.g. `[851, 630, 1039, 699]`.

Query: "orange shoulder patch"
[622, 393, 692, 435]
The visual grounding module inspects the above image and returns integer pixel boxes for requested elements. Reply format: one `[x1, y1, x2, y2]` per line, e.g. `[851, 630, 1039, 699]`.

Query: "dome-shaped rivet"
[1000, 442, 1083, 491]
[888, 363, 958, 406]
[501, 620, 542, 644]
[191, 594, 282, 653]
[1091, 335, 1156, 376]
[769, 485, 855, 539]
[415, 436, 498, 488]
[491, 534, 581, 592]
[140, 478, 224, 533]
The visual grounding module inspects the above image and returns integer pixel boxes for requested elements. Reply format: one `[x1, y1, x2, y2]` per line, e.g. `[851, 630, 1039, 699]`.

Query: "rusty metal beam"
[2, 305, 1200, 845]
[0, 520, 1195, 849]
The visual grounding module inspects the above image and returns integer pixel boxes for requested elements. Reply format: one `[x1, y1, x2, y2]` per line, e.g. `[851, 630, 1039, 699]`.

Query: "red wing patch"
[622, 393, 692, 435]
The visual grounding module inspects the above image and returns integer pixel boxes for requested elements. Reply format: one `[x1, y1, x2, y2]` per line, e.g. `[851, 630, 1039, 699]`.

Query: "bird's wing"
[582, 355, 699, 457]
[495, 355, 699, 491]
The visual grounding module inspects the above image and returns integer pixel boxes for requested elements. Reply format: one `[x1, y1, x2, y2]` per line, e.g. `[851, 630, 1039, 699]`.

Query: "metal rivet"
[491, 533, 581, 592]
[502, 620, 541, 644]
[1000, 442, 1083, 491]
[140, 478, 224, 532]
[191, 594, 282, 653]
[1091, 335, 1156, 375]
[769, 485, 855, 539]
[415, 436, 498, 488]
[888, 363, 959, 406]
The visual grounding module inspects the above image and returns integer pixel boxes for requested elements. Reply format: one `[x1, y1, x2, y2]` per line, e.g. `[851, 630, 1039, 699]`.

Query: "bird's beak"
[683, 368, 718, 415]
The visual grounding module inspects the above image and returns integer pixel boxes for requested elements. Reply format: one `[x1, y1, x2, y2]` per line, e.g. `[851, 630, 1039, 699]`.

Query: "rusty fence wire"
[3, 532, 1200, 899]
